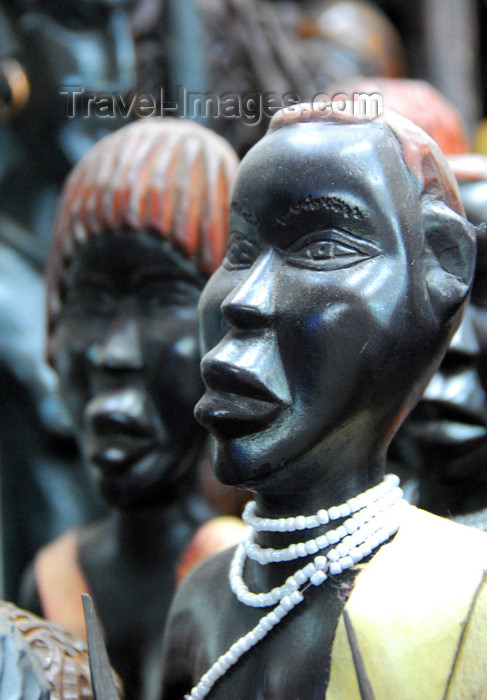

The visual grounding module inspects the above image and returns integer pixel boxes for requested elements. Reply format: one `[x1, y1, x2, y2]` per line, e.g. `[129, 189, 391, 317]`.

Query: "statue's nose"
[93, 317, 143, 371]
[220, 249, 279, 330]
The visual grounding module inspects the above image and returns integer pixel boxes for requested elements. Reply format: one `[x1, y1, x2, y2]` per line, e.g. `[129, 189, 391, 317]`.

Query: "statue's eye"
[223, 234, 260, 270]
[286, 230, 380, 270]
[142, 280, 200, 314]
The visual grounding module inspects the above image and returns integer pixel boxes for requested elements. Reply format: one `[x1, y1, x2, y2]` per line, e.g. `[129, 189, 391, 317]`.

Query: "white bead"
[336, 525, 347, 539]
[359, 542, 372, 557]
[214, 659, 226, 675]
[327, 530, 339, 544]
[303, 563, 316, 578]
[266, 611, 280, 626]
[328, 506, 341, 520]
[348, 497, 361, 513]
[317, 509, 329, 524]
[294, 570, 307, 585]
[219, 656, 231, 671]
[295, 516, 306, 530]
[327, 549, 339, 562]
[316, 535, 328, 548]
[253, 626, 266, 641]
[296, 543, 307, 557]
[340, 555, 354, 570]
[339, 503, 351, 518]
[344, 518, 358, 534]
[275, 605, 287, 620]
[206, 667, 220, 683]
[336, 542, 349, 557]
[290, 590, 304, 605]
[329, 561, 342, 575]
[239, 636, 252, 652]
[281, 596, 294, 612]
[314, 555, 327, 570]
[310, 570, 327, 586]
[350, 548, 363, 564]
[199, 677, 212, 691]
[285, 576, 299, 591]
[305, 540, 319, 554]
[285, 518, 294, 530]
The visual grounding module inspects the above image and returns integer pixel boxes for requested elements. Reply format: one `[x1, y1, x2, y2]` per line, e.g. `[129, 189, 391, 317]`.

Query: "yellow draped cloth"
[327, 506, 487, 699]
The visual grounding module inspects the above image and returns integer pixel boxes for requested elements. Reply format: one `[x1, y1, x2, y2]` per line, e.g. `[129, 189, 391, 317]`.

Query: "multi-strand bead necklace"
[185, 474, 405, 700]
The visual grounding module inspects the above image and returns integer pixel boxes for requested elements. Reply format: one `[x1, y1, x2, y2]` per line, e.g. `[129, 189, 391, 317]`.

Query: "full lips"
[195, 390, 283, 439]
[87, 434, 159, 474]
[84, 390, 162, 474]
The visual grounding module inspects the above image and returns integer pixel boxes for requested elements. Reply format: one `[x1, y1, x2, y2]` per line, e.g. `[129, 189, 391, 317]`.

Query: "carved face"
[393, 246, 487, 507]
[196, 122, 446, 489]
[51, 229, 206, 508]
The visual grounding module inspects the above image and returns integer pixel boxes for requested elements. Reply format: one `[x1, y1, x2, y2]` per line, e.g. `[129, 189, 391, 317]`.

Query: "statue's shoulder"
[399, 504, 487, 567]
[327, 505, 487, 699]
[174, 544, 237, 615]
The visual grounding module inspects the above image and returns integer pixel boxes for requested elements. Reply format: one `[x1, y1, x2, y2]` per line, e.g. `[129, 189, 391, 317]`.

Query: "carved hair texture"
[0, 600, 123, 699]
[268, 103, 464, 218]
[47, 117, 239, 331]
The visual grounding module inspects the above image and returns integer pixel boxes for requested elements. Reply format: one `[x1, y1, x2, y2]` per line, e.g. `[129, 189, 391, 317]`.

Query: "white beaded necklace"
[185, 474, 405, 700]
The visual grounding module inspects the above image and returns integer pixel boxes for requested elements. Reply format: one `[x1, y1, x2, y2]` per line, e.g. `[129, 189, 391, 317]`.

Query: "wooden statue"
[0, 599, 122, 699]
[161, 105, 487, 700]
[20, 117, 243, 700]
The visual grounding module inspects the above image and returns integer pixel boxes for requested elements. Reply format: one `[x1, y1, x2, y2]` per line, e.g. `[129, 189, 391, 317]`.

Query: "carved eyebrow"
[276, 194, 366, 227]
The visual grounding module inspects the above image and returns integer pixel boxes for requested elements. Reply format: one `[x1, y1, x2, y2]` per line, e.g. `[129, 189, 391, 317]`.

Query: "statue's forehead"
[235, 122, 402, 193]
[230, 123, 413, 241]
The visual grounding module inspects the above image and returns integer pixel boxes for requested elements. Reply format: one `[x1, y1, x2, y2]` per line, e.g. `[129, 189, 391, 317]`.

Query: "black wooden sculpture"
[0, 0, 140, 599]
[20, 118, 241, 700]
[161, 105, 487, 700]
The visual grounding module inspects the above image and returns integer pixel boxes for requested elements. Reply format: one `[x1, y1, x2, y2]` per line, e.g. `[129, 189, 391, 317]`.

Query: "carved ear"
[423, 199, 476, 318]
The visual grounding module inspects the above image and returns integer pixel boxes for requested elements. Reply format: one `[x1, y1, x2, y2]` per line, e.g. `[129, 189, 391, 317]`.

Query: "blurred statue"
[193, 0, 405, 155]
[336, 77, 487, 519]
[161, 105, 487, 699]
[0, 0, 140, 599]
[21, 118, 243, 700]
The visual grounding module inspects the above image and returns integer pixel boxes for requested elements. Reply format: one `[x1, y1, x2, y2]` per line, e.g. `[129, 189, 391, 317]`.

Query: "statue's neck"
[246, 448, 391, 593]
[112, 466, 212, 565]
[253, 441, 386, 519]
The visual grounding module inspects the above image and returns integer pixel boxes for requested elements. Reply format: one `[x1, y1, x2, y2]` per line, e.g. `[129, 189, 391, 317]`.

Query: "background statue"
[161, 105, 487, 700]
[193, 0, 405, 155]
[335, 77, 487, 519]
[0, 0, 140, 599]
[20, 117, 242, 700]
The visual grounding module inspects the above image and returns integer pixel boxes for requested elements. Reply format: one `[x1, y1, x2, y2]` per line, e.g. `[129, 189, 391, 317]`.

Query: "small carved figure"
[20, 118, 242, 700]
[161, 105, 487, 700]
